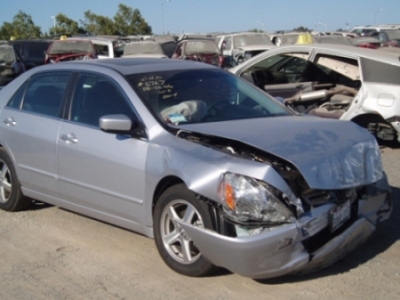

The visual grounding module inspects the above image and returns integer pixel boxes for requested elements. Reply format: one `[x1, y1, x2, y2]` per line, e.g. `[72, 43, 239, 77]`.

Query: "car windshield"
[126, 68, 290, 125]
[185, 41, 219, 54]
[0, 46, 15, 63]
[233, 34, 273, 47]
[123, 42, 164, 55]
[48, 40, 94, 54]
[27, 42, 51, 58]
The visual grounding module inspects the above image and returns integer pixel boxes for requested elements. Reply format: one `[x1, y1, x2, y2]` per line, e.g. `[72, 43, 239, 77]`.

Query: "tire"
[154, 184, 216, 277]
[0, 148, 31, 211]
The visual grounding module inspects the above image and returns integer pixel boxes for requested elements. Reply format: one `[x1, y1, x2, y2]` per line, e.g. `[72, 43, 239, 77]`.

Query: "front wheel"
[0, 148, 31, 211]
[153, 184, 216, 277]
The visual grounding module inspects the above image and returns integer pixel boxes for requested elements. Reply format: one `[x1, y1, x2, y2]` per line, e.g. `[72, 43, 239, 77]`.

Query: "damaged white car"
[0, 58, 392, 279]
[229, 44, 400, 143]
[217, 32, 276, 64]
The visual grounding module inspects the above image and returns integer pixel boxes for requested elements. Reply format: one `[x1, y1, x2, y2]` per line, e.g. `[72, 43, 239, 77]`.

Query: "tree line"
[0, 4, 152, 40]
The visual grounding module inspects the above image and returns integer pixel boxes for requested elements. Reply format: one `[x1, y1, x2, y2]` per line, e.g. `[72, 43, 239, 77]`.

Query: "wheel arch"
[151, 175, 184, 216]
[150, 176, 233, 237]
[351, 113, 396, 141]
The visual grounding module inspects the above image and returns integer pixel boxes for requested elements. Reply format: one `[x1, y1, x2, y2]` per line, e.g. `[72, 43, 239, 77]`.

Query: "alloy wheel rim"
[160, 199, 204, 264]
[0, 159, 12, 203]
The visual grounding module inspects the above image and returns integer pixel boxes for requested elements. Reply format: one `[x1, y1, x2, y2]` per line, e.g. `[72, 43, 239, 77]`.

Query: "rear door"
[0, 72, 70, 198]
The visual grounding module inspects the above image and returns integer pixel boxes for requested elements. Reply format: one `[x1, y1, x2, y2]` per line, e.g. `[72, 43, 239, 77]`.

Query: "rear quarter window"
[361, 58, 400, 85]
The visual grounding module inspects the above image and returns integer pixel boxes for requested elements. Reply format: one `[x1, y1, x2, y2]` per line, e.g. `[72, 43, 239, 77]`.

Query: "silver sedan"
[0, 58, 392, 279]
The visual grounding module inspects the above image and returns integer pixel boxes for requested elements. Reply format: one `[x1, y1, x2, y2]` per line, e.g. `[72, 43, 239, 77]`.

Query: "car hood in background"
[236, 45, 276, 51]
[178, 116, 383, 190]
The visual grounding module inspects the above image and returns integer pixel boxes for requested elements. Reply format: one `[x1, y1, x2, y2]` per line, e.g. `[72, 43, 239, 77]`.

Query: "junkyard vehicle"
[122, 40, 167, 58]
[372, 30, 400, 47]
[350, 36, 381, 49]
[68, 37, 117, 59]
[8, 39, 52, 70]
[44, 39, 97, 64]
[0, 58, 392, 279]
[217, 32, 275, 64]
[350, 25, 400, 37]
[229, 44, 400, 143]
[0, 43, 25, 86]
[172, 38, 223, 67]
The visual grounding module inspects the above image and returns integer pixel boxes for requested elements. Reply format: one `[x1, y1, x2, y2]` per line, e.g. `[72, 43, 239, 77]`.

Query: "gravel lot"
[0, 146, 399, 300]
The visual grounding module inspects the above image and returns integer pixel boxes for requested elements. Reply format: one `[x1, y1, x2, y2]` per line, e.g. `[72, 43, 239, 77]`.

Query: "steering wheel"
[202, 100, 231, 121]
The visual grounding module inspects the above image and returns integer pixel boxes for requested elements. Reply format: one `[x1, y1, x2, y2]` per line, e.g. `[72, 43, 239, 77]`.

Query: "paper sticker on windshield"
[168, 113, 187, 123]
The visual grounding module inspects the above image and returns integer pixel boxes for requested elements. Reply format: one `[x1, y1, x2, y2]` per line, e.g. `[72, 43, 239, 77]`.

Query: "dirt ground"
[0, 146, 399, 300]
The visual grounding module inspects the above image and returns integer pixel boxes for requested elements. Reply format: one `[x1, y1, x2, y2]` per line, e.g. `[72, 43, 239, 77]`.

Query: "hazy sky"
[1, 0, 399, 34]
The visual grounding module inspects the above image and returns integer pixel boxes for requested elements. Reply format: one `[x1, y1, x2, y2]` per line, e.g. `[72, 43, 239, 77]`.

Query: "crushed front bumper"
[177, 186, 391, 279]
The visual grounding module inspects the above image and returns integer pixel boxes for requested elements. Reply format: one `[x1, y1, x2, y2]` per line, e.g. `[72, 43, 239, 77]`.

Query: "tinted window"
[20, 72, 70, 117]
[70, 74, 134, 127]
[94, 44, 110, 56]
[361, 58, 400, 85]
[243, 52, 310, 84]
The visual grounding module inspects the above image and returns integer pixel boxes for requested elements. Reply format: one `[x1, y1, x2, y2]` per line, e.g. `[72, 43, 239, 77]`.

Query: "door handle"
[3, 117, 16, 126]
[60, 133, 78, 144]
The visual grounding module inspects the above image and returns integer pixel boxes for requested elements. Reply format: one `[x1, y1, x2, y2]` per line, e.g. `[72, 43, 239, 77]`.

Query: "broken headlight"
[218, 172, 294, 225]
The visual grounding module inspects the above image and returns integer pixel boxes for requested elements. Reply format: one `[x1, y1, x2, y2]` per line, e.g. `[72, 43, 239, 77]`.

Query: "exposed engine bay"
[284, 84, 357, 117]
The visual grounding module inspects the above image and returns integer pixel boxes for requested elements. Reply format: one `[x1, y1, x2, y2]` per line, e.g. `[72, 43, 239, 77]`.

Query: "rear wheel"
[154, 184, 216, 277]
[0, 148, 31, 211]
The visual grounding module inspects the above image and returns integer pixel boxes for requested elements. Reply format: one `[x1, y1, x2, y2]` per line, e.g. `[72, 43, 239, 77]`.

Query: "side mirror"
[100, 114, 147, 139]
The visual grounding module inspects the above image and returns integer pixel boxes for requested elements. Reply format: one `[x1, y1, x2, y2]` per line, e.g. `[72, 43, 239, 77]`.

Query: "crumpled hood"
[178, 116, 383, 190]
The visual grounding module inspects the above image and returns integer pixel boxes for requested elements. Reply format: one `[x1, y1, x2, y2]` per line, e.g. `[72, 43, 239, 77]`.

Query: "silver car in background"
[0, 58, 392, 279]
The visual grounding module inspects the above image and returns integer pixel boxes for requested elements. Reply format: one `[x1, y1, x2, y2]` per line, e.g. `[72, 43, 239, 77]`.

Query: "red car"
[45, 39, 97, 64]
[172, 38, 224, 67]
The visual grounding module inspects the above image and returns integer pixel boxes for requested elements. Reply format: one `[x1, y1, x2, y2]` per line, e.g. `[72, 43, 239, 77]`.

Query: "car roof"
[8, 39, 53, 43]
[266, 44, 400, 65]
[68, 36, 114, 43]
[29, 57, 216, 75]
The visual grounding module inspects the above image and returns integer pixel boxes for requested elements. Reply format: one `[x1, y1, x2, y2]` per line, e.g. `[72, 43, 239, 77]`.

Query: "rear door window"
[19, 72, 70, 118]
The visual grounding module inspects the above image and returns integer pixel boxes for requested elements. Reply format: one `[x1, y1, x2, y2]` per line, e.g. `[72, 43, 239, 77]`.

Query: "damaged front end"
[174, 129, 392, 279]
[46, 52, 96, 64]
[183, 53, 222, 67]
